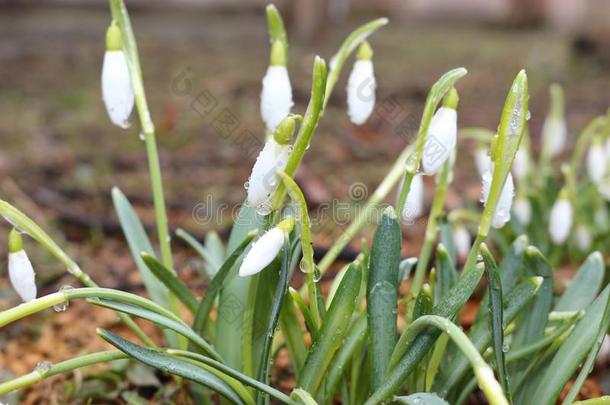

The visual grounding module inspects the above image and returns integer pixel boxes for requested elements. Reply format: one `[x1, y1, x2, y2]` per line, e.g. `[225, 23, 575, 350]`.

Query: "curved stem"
[0, 351, 127, 395]
[394, 315, 508, 405]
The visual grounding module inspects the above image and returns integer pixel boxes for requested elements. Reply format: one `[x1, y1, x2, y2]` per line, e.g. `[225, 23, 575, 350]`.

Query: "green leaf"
[112, 188, 178, 346]
[324, 314, 367, 400]
[394, 393, 450, 405]
[431, 276, 541, 397]
[480, 244, 510, 401]
[98, 329, 248, 405]
[367, 207, 401, 391]
[141, 253, 198, 314]
[290, 388, 317, 405]
[434, 244, 458, 302]
[90, 299, 221, 361]
[554, 251, 604, 311]
[216, 205, 263, 371]
[192, 230, 257, 335]
[530, 285, 610, 405]
[300, 263, 362, 397]
[372, 264, 485, 404]
[112, 188, 168, 309]
[279, 291, 307, 380]
[176, 228, 224, 277]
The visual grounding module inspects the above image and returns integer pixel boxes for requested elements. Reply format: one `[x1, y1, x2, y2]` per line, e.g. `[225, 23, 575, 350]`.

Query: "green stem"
[318, 145, 413, 274]
[409, 160, 451, 297]
[108, 0, 180, 323]
[0, 351, 127, 395]
[395, 170, 415, 220]
[399, 315, 509, 405]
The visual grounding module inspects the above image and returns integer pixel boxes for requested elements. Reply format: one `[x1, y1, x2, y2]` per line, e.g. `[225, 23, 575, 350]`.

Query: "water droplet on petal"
[244, 181, 250, 191]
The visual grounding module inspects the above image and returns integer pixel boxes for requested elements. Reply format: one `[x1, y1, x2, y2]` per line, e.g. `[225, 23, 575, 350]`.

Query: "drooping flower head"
[452, 225, 471, 260]
[246, 115, 298, 215]
[587, 137, 607, 185]
[422, 88, 459, 175]
[239, 217, 295, 277]
[101, 22, 134, 129]
[474, 146, 491, 176]
[549, 190, 573, 244]
[513, 196, 532, 225]
[7, 228, 36, 302]
[260, 40, 293, 133]
[347, 41, 376, 125]
[481, 167, 514, 229]
[541, 83, 567, 159]
[400, 174, 424, 224]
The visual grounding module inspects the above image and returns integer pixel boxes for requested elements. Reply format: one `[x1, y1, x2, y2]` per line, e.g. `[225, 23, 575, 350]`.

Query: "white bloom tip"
[8, 250, 37, 302]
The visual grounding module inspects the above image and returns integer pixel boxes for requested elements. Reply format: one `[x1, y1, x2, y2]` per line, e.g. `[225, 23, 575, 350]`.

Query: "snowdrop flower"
[246, 116, 296, 215]
[549, 193, 573, 244]
[474, 147, 491, 176]
[239, 217, 295, 277]
[422, 88, 459, 175]
[481, 168, 514, 229]
[512, 146, 529, 180]
[260, 41, 293, 133]
[453, 225, 471, 260]
[7, 229, 36, 302]
[101, 22, 134, 129]
[575, 225, 592, 252]
[587, 138, 607, 185]
[401, 174, 424, 224]
[513, 196, 532, 225]
[541, 84, 567, 158]
[347, 41, 376, 125]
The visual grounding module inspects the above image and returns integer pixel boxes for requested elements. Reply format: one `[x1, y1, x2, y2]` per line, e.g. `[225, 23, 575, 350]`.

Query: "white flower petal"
[481, 169, 514, 229]
[239, 228, 285, 277]
[422, 107, 457, 175]
[575, 225, 592, 252]
[541, 117, 567, 158]
[246, 139, 290, 216]
[513, 197, 532, 225]
[512, 147, 529, 179]
[549, 198, 573, 244]
[260, 66, 293, 133]
[8, 250, 37, 302]
[453, 226, 471, 259]
[401, 174, 424, 224]
[347, 60, 376, 125]
[474, 148, 491, 176]
[587, 143, 607, 185]
[102, 50, 134, 129]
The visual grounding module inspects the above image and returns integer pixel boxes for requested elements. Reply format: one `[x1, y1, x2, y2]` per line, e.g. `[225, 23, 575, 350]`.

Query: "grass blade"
[176, 228, 224, 277]
[394, 393, 449, 405]
[142, 253, 198, 314]
[554, 251, 604, 311]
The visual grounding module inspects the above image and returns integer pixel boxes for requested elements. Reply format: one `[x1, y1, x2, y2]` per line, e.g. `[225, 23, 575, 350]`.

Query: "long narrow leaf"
[554, 251, 604, 311]
[142, 253, 198, 314]
[98, 329, 249, 405]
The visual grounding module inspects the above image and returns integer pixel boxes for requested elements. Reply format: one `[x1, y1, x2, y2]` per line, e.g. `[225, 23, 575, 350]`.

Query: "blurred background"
[0, 0, 610, 401]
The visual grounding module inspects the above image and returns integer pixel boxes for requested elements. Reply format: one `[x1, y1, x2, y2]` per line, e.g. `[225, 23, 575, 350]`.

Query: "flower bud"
[474, 147, 491, 176]
[512, 146, 529, 180]
[347, 42, 376, 125]
[541, 117, 567, 158]
[7, 229, 36, 302]
[101, 22, 134, 129]
[481, 169, 514, 229]
[401, 174, 424, 224]
[513, 196, 532, 225]
[453, 225, 471, 260]
[239, 218, 294, 277]
[549, 195, 572, 244]
[575, 224, 592, 252]
[246, 138, 291, 216]
[260, 65, 293, 133]
[422, 106, 457, 175]
[587, 139, 607, 185]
